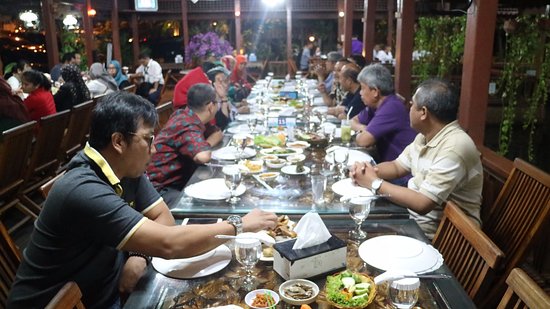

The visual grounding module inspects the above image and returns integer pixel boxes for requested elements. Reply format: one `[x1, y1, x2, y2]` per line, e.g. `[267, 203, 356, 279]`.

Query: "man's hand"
[237, 106, 250, 114]
[242, 209, 278, 232]
[118, 256, 147, 294]
[206, 129, 224, 146]
[318, 83, 327, 94]
[350, 161, 378, 189]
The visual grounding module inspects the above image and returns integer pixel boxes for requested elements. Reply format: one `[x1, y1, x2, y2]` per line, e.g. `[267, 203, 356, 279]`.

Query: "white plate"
[312, 106, 328, 114]
[286, 141, 310, 149]
[212, 146, 256, 161]
[184, 178, 246, 200]
[227, 124, 251, 134]
[281, 165, 310, 175]
[325, 148, 375, 167]
[235, 114, 258, 122]
[260, 147, 303, 157]
[331, 178, 373, 197]
[358, 235, 444, 274]
[152, 244, 232, 279]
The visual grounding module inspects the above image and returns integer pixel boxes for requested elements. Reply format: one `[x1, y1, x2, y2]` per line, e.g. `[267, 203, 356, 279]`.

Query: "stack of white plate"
[212, 146, 256, 161]
[184, 178, 246, 200]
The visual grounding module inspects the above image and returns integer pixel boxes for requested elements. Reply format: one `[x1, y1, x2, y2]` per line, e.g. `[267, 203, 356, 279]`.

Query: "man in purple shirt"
[351, 64, 417, 164]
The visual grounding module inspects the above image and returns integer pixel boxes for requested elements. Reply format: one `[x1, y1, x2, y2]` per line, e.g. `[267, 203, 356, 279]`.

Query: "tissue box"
[273, 235, 347, 280]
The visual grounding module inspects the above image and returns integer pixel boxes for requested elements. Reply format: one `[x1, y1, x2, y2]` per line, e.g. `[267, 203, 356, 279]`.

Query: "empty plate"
[184, 178, 246, 200]
[152, 244, 232, 279]
[326, 148, 374, 167]
[331, 178, 373, 197]
[212, 146, 256, 161]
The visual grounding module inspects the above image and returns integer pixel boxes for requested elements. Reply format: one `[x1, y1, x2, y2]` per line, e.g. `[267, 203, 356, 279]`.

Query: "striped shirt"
[396, 120, 483, 238]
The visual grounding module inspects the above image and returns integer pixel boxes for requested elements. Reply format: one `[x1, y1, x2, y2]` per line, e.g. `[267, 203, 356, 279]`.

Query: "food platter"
[260, 215, 296, 262]
[260, 147, 303, 157]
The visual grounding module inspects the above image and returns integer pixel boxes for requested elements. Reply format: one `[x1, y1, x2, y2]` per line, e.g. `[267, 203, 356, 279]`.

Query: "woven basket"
[325, 272, 377, 309]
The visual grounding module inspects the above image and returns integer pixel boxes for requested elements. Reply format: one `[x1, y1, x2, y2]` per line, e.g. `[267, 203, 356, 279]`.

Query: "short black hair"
[187, 84, 216, 112]
[138, 52, 150, 60]
[89, 92, 158, 150]
[61, 52, 75, 63]
[22, 70, 51, 91]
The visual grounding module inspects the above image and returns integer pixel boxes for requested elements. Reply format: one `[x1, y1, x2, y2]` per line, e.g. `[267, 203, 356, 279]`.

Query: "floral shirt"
[147, 108, 211, 190]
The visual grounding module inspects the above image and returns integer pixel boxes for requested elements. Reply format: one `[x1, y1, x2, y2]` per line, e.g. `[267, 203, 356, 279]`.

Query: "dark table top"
[123, 218, 475, 309]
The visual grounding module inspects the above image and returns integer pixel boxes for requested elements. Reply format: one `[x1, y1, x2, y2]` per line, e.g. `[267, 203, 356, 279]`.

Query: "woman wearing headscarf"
[107, 60, 131, 90]
[87, 62, 118, 97]
[21, 70, 56, 122]
[0, 78, 30, 131]
[229, 55, 252, 103]
[54, 64, 91, 112]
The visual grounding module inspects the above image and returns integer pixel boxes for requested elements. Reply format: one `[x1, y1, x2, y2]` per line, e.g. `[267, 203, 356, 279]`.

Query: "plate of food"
[279, 279, 319, 305]
[260, 215, 297, 262]
[254, 134, 285, 148]
[281, 165, 310, 176]
[260, 147, 303, 157]
[212, 146, 256, 161]
[238, 159, 264, 174]
[325, 271, 376, 309]
[286, 141, 310, 149]
[258, 172, 279, 182]
[265, 158, 287, 169]
[245, 289, 279, 309]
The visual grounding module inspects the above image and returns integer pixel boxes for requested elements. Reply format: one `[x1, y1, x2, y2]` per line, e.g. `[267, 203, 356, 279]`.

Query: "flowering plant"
[185, 32, 234, 64]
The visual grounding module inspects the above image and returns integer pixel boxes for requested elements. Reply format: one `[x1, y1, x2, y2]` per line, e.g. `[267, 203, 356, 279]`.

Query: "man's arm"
[194, 150, 212, 164]
[143, 200, 175, 226]
[121, 208, 278, 258]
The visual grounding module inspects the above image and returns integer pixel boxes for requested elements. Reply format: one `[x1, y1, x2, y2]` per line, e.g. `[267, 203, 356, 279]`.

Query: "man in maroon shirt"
[148, 83, 224, 206]
[173, 62, 217, 109]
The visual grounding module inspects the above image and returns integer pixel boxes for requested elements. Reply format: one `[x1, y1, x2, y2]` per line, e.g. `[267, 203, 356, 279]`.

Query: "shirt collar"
[83, 143, 123, 196]
[424, 120, 460, 148]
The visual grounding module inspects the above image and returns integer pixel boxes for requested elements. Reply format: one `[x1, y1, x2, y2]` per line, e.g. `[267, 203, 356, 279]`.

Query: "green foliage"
[497, 15, 549, 160]
[413, 16, 466, 81]
[60, 30, 86, 71]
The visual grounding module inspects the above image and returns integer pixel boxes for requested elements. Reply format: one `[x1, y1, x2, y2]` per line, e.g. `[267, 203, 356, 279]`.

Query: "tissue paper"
[292, 212, 332, 250]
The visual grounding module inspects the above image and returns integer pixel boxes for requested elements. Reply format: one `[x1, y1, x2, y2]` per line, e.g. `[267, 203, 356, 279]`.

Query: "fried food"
[267, 215, 297, 238]
[243, 160, 262, 173]
[262, 246, 274, 258]
[251, 292, 275, 308]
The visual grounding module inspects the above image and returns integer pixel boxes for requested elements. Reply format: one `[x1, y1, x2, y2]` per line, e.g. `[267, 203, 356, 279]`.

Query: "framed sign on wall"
[135, 0, 158, 11]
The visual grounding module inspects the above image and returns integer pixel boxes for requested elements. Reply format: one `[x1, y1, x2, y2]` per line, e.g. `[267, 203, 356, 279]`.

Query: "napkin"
[292, 212, 332, 250]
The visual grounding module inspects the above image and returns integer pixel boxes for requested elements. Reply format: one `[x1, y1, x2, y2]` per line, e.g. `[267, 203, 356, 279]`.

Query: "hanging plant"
[497, 15, 546, 158]
[184, 32, 234, 65]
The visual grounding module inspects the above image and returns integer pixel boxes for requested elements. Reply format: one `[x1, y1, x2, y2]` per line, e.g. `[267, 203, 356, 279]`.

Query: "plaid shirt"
[147, 108, 211, 190]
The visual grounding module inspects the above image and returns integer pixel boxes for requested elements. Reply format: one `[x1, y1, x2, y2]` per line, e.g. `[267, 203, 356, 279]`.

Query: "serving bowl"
[286, 154, 306, 164]
[245, 289, 280, 309]
[258, 172, 280, 182]
[279, 279, 319, 305]
[265, 158, 287, 169]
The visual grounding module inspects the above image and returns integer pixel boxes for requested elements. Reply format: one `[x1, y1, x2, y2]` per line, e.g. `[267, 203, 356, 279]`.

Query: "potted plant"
[185, 32, 234, 66]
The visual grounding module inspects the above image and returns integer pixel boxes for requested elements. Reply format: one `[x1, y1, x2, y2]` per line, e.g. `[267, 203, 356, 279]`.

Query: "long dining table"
[123, 217, 475, 309]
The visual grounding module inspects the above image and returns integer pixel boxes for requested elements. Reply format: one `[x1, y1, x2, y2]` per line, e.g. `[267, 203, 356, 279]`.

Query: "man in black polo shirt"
[8, 92, 278, 309]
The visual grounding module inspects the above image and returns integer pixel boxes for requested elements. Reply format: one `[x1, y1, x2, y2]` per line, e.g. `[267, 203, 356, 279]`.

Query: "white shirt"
[136, 59, 164, 85]
[86, 80, 115, 98]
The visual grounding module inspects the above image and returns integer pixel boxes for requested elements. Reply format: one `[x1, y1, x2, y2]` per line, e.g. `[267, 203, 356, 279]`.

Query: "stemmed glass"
[232, 135, 248, 160]
[246, 118, 257, 134]
[348, 196, 372, 240]
[222, 165, 242, 204]
[333, 148, 349, 179]
[235, 235, 262, 289]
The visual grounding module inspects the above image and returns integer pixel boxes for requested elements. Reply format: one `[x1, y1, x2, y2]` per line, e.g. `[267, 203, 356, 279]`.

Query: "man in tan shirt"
[351, 79, 482, 238]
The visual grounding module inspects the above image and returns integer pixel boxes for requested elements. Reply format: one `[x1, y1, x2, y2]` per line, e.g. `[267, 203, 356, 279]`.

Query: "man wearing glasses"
[147, 83, 224, 206]
[8, 92, 277, 309]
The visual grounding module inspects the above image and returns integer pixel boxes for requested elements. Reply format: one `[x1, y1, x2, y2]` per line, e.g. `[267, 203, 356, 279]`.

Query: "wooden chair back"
[45, 281, 86, 309]
[161, 69, 172, 96]
[287, 58, 297, 76]
[483, 158, 550, 273]
[40, 172, 65, 199]
[0, 221, 21, 306]
[154, 101, 174, 135]
[59, 100, 94, 162]
[497, 268, 550, 309]
[123, 84, 136, 93]
[432, 201, 504, 305]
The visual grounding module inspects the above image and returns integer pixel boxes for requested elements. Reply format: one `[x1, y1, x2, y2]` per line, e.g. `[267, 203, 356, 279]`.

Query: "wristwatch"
[371, 178, 384, 194]
[227, 215, 243, 235]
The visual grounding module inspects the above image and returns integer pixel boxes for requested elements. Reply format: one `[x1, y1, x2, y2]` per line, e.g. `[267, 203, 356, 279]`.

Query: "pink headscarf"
[231, 55, 248, 84]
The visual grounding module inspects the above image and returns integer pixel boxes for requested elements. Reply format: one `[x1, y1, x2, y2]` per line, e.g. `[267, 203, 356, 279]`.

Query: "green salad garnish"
[326, 270, 372, 308]
[254, 135, 281, 148]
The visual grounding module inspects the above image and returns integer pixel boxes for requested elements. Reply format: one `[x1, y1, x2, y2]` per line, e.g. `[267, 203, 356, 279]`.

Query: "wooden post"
[181, 0, 189, 53]
[82, 0, 94, 67]
[394, 0, 415, 101]
[111, 0, 121, 62]
[41, 0, 59, 69]
[131, 13, 140, 66]
[363, 0, 376, 62]
[458, 0, 498, 144]
[287, 0, 293, 66]
[337, 0, 345, 45]
[235, 0, 242, 53]
[343, 0, 353, 57]
[387, 0, 395, 48]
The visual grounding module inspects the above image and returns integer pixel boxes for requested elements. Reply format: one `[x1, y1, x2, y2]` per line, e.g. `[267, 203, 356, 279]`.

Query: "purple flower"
[185, 31, 234, 64]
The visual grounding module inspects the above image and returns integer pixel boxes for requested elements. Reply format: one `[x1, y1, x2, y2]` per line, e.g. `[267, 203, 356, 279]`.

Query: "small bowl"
[287, 141, 310, 149]
[258, 172, 280, 182]
[266, 158, 287, 169]
[286, 154, 306, 164]
[279, 279, 319, 305]
[245, 289, 280, 309]
[261, 154, 278, 161]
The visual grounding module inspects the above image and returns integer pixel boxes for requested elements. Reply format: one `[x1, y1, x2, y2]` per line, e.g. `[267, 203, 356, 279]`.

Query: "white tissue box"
[273, 235, 347, 280]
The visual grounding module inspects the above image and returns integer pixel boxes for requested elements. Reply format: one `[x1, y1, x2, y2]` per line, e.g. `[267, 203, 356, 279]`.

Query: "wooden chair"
[482, 158, 550, 305]
[154, 101, 174, 135]
[19, 111, 71, 213]
[161, 69, 172, 96]
[122, 84, 136, 93]
[496, 268, 550, 309]
[40, 172, 65, 199]
[432, 201, 504, 305]
[45, 281, 86, 309]
[0, 121, 38, 234]
[0, 221, 22, 306]
[58, 100, 95, 165]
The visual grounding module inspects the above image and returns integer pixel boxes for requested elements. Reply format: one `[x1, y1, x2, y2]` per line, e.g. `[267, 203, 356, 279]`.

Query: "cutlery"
[340, 194, 391, 202]
[374, 272, 452, 284]
[252, 174, 274, 190]
[215, 234, 275, 245]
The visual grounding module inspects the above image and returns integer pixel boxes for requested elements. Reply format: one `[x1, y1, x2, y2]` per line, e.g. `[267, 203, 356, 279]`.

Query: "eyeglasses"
[130, 132, 155, 147]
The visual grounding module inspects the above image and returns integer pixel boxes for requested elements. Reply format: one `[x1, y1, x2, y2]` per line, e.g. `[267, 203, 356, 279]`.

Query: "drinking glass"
[333, 148, 349, 179]
[222, 165, 242, 204]
[340, 119, 352, 146]
[235, 236, 262, 287]
[348, 196, 372, 240]
[389, 276, 420, 309]
[246, 118, 257, 133]
[232, 135, 248, 160]
[311, 175, 327, 206]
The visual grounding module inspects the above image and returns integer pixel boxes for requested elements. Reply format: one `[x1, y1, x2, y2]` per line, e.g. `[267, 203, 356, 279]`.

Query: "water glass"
[222, 165, 242, 204]
[247, 118, 257, 133]
[348, 196, 372, 240]
[340, 119, 352, 145]
[311, 175, 327, 206]
[235, 236, 262, 287]
[232, 135, 248, 159]
[389, 276, 420, 309]
[333, 148, 349, 179]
